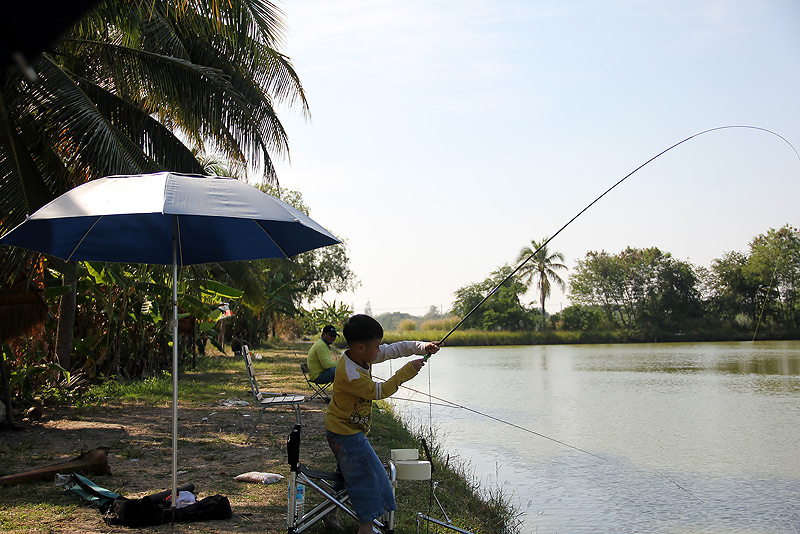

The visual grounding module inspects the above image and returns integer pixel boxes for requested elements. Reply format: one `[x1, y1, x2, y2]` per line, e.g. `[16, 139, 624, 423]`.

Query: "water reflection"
[715, 355, 800, 375]
[523, 451, 800, 534]
[384, 341, 800, 533]
[569, 340, 800, 376]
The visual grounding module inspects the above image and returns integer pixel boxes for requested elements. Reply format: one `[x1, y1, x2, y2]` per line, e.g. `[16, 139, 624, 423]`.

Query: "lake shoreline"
[375, 328, 800, 347]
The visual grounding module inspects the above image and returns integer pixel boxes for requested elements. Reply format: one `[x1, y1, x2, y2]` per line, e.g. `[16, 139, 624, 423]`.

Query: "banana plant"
[43, 261, 245, 378]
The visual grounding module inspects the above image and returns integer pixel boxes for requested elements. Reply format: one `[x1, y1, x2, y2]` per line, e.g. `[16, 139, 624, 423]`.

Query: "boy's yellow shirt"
[325, 342, 428, 435]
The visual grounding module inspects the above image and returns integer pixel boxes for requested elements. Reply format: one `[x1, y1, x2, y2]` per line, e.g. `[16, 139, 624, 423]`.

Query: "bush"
[398, 319, 418, 331]
[420, 316, 460, 331]
[555, 304, 604, 331]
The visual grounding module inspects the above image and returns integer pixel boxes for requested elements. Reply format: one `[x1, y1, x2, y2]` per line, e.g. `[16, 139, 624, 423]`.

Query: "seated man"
[306, 325, 339, 385]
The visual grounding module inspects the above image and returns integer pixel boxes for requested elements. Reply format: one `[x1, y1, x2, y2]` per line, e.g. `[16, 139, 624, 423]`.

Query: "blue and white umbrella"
[0, 171, 340, 503]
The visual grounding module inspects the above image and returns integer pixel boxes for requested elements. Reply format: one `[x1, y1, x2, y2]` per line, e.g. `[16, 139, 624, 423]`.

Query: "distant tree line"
[375, 306, 444, 332]
[448, 225, 800, 340]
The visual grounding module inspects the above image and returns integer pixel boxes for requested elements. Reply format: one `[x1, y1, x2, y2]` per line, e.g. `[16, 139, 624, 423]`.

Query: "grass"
[0, 500, 82, 532]
[371, 403, 523, 533]
[2, 346, 519, 534]
[81, 356, 248, 406]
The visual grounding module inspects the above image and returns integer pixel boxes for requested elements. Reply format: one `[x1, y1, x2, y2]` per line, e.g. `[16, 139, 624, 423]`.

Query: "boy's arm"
[348, 360, 421, 400]
[374, 341, 433, 364]
[375, 360, 422, 399]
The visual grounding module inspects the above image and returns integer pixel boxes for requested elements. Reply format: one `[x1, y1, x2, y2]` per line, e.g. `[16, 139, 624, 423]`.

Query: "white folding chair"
[242, 346, 305, 442]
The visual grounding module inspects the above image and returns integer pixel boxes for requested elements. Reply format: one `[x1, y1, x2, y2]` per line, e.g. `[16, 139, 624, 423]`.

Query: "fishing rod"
[426, 125, 800, 354]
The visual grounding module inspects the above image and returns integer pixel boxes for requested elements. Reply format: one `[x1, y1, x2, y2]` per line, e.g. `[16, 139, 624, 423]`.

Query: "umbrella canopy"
[0, 171, 340, 504]
[0, 172, 339, 263]
[1, 1, 101, 72]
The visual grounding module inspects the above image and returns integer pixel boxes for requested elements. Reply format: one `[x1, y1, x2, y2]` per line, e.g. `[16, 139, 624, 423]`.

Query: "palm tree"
[2, 0, 307, 236]
[0, 0, 308, 369]
[516, 237, 567, 329]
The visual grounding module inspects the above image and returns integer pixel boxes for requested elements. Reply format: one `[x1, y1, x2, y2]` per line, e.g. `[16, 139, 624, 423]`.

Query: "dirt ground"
[0, 363, 340, 534]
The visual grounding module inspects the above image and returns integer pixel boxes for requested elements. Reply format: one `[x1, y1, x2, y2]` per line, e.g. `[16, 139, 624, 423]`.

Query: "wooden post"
[191, 317, 197, 369]
[1, 344, 15, 427]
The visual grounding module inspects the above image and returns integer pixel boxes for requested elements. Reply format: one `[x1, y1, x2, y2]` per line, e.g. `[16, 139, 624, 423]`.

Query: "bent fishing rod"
[405, 125, 798, 508]
[425, 125, 800, 356]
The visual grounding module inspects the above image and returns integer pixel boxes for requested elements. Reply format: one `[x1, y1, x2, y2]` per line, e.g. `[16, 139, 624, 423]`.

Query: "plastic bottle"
[295, 482, 305, 519]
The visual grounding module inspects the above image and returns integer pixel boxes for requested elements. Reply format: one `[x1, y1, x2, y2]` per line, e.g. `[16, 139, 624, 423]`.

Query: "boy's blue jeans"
[326, 430, 395, 522]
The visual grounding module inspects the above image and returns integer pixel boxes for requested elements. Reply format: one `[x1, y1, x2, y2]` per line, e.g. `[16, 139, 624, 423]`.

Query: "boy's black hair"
[342, 314, 383, 345]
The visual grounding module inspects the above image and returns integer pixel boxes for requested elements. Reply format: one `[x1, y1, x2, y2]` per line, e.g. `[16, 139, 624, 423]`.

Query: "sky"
[269, 0, 800, 317]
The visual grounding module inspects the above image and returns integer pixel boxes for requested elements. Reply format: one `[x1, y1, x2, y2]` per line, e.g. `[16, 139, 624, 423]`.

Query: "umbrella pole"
[172, 218, 179, 511]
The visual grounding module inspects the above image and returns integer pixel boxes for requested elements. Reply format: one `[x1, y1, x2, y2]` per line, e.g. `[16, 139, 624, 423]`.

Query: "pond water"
[375, 341, 800, 533]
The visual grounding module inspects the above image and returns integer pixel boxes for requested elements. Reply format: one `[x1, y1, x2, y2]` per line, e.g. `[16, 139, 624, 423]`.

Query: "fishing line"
[425, 363, 434, 532]
[389, 396, 459, 408]
[752, 261, 779, 341]
[384, 378, 605, 460]
[428, 125, 800, 350]
[384, 378, 705, 503]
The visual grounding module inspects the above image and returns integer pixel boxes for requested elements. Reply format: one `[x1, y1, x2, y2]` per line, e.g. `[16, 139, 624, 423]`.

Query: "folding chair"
[286, 424, 396, 534]
[299, 362, 331, 402]
[242, 346, 305, 442]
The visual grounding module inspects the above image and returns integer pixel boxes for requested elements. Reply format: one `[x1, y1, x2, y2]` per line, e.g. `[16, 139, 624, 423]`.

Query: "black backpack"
[107, 493, 233, 527]
[64, 474, 231, 527]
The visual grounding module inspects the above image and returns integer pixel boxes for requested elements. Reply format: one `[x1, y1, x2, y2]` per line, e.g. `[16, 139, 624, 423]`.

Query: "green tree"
[423, 305, 443, 320]
[2, 0, 306, 237]
[451, 265, 537, 331]
[555, 304, 604, 331]
[638, 256, 704, 336]
[705, 251, 762, 324]
[375, 312, 419, 332]
[516, 237, 567, 329]
[569, 247, 703, 336]
[203, 185, 357, 343]
[748, 225, 800, 328]
[218, 261, 305, 344]
[300, 300, 353, 338]
[42, 261, 241, 380]
[707, 225, 800, 331]
[569, 250, 631, 327]
[256, 184, 358, 304]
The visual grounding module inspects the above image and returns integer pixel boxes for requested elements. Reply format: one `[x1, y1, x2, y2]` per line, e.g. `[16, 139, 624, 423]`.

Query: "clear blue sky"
[271, 0, 800, 317]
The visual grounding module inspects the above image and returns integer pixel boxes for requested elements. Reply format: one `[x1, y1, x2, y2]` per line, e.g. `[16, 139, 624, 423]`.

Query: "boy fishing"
[325, 314, 440, 534]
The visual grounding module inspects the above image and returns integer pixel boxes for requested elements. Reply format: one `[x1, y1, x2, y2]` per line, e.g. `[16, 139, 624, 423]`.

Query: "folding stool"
[286, 424, 396, 534]
[299, 362, 331, 402]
